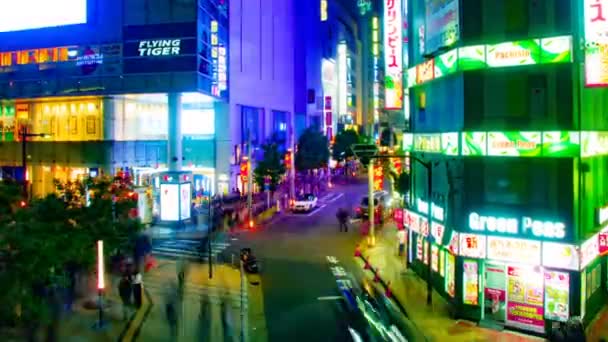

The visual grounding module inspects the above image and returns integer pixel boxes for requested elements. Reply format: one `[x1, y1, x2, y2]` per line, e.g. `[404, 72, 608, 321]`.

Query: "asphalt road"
[227, 179, 368, 342]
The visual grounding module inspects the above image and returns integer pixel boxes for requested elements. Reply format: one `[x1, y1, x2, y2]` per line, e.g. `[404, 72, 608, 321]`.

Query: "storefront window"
[463, 259, 479, 305]
[485, 263, 507, 322]
[544, 271, 569, 322]
[445, 253, 455, 297]
[506, 265, 544, 333]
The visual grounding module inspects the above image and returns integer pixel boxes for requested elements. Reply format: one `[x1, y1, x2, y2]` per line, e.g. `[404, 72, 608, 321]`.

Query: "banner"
[383, 0, 403, 109]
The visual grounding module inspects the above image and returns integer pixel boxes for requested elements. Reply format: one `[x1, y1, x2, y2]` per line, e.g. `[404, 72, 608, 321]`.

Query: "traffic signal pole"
[368, 160, 375, 246]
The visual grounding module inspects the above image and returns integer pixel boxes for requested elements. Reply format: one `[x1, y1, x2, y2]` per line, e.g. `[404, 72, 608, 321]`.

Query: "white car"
[292, 194, 318, 212]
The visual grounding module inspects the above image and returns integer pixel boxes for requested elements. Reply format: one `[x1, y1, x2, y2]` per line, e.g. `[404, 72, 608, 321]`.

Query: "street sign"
[351, 144, 378, 165]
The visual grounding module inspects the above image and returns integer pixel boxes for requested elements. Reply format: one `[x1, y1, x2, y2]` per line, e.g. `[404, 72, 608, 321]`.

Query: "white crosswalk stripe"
[143, 274, 247, 309]
[152, 239, 231, 261]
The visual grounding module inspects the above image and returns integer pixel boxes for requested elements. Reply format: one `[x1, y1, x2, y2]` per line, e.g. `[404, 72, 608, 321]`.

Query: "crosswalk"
[152, 239, 231, 262]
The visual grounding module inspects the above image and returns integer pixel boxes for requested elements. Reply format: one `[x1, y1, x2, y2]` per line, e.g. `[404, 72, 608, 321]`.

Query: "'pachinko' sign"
[584, 0, 608, 86]
[384, 0, 403, 109]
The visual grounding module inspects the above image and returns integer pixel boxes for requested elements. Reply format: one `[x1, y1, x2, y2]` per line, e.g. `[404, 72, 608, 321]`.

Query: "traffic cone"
[385, 281, 392, 298]
[354, 244, 361, 257]
[373, 269, 380, 283]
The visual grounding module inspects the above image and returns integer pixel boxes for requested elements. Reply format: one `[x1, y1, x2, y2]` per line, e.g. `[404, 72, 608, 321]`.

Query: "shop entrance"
[483, 262, 507, 324]
[482, 262, 546, 334]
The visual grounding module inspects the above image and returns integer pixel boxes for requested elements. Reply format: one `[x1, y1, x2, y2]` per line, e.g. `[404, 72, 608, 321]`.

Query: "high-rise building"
[0, 0, 230, 222]
[401, 0, 608, 334]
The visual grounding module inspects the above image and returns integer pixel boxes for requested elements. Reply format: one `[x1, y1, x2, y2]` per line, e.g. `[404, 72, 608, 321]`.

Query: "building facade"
[402, 0, 608, 335]
[294, 0, 367, 141]
[228, 0, 297, 192]
[0, 0, 230, 221]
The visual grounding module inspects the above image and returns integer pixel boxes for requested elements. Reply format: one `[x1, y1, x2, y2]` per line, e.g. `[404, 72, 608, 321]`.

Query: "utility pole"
[247, 130, 253, 226]
[289, 127, 295, 201]
[208, 196, 213, 279]
[367, 160, 375, 246]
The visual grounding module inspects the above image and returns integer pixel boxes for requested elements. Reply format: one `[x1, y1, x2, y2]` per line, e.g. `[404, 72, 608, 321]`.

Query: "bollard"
[385, 281, 392, 298]
[354, 244, 361, 257]
[373, 268, 380, 283]
[364, 259, 371, 270]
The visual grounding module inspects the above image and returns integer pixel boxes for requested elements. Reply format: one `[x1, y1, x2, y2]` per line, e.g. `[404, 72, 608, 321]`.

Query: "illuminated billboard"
[0, 0, 87, 33]
[409, 35, 573, 88]
[425, 0, 459, 54]
[584, 0, 608, 86]
[383, 0, 403, 110]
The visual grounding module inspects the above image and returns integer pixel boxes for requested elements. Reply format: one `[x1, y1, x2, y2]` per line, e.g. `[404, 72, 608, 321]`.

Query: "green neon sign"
[401, 131, 608, 158]
[408, 35, 573, 88]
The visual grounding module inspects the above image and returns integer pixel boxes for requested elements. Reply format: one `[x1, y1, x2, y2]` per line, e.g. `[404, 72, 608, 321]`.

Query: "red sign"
[325, 111, 332, 126]
[324, 96, 332, 110]
[373, 162, 384, 191]
[393, 208, 404, 228]
[240, 160, 249, 183]
[600, 232, 608, 255]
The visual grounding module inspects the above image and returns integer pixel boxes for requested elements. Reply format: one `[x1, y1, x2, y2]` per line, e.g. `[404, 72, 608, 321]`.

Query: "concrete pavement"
[357, 221, 547, 342]
[224, 181, 367, 342]
[136, 259, 247, 341]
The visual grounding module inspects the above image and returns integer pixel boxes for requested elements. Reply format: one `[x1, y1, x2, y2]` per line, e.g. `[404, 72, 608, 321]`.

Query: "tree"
[332, 129, 360, 162]
[0, 174, 143, 331]
[295, 127, 330, 171]
[395, 172, 411, 195]
[380, 128, 397, 147]
[254, 142, 286, 192]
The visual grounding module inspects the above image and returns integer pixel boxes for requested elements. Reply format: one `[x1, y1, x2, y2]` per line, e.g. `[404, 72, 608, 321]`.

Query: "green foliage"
[332, 129, 360, 162]
[254, 142, 286, 192]
[295, 127, 330, 171]
[395, 172, 411, 195]
[0, 175, 143, 327]
[380, 128, 397, 147]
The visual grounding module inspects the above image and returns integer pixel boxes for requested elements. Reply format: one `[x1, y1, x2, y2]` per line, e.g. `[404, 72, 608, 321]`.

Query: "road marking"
[330, 266, 347, 277]
[326, 193, 344, 203]
[317, 296, 343, 301]
[305, 204, 326, 217]
[326, 256, 339, 264]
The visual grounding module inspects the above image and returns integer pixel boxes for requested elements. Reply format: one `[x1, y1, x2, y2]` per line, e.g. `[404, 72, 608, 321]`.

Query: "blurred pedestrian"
[132, 269, 143, 309]
[165, 299, 178, 340]
[118, 273, 133, 320]
[397, 228, 406, 256]
[337, 208, 349, 232]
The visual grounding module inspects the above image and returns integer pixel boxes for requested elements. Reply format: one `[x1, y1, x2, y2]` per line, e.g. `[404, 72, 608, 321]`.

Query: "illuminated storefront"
[404, 202, 581, 334]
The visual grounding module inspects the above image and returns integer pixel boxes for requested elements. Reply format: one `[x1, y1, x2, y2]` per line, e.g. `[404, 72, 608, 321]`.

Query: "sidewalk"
[4, 273, 141, 342]
[356, 222, 546, 342]
[137, 259, 249, 341]
[586, 306, 608, 341]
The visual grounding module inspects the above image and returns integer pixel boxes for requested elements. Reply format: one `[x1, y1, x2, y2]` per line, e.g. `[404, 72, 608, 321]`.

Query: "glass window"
[241, 106, 263, 145]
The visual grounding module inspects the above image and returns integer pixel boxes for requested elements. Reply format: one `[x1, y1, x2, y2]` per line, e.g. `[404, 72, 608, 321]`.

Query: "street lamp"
[20, 126, 50, 198]
[351, 143, 437, 307]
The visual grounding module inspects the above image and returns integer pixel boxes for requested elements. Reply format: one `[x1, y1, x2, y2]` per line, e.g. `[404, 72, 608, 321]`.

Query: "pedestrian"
[337, 208, 349, 232]
[118, 273, 133, 320]
[397, 228, 406, 256]
[166, 299, 178, 340]
[132, 269, 143, 309]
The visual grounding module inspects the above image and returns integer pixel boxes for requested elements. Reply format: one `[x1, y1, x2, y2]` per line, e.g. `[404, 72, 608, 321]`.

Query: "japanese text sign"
[585, 0, 608, 86]
[384, 0, 403, 109]
[459, 233, 486, 258]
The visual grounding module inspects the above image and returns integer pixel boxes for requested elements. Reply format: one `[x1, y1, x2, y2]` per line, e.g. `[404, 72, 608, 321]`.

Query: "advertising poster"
[180, 183, 191, 220]
[160, 184, 179, 221]
[544, 271, 569, 322]
[425, 0, 459, 54]
[431, 245, 439, 272]
[506, 266, 545, 333]
[439, 249, 445, 277]
[463, 260, 479, 305]
[487, 131, 542, 157]
[581, 273, 586, 318]
[445, 253, 455, 297]
[485, 263, 506, 321]
[416, 235, 423, 260]
[461, 132, 487, 156]
[584, 0, 608, 86]
[542, 242, 579, 270]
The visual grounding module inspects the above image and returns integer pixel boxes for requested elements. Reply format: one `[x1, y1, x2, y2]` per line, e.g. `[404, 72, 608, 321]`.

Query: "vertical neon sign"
[372, 17, 380, 124]
[402, 0, 410, 121]
[383, 0, 403, 109]
[338, 43, 348, 121]
[210, 21, 227, 95]
[584, 0, 608, 86]
[97, 240, 105, 290]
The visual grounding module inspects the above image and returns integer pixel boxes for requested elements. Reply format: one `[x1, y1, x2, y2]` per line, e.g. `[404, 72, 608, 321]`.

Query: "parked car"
[355, 191, 391, 219]
[292, 193, 318, 212]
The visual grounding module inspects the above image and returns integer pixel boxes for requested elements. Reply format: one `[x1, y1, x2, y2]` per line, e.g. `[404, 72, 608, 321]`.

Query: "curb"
[117, 288, 154, 342]
[357, 252, 429, 342]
